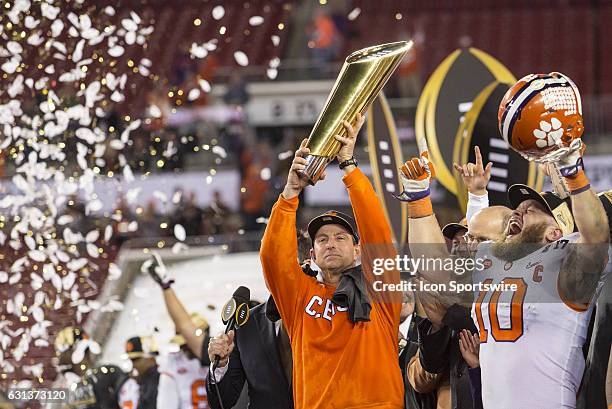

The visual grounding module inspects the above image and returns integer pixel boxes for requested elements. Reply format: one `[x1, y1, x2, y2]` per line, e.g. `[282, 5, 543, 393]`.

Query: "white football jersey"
[471, 233, 607, 408]
[157, 351, 209, 409]
[117, 377, 139, 409]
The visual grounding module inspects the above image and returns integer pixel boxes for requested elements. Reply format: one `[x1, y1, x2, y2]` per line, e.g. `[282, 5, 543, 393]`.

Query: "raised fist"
[395, 151, 436, 202]
[142, 252, 174, 290]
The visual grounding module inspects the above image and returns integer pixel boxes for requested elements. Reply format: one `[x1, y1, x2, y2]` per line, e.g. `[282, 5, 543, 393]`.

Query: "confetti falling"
[0, 0, 291, 387]
[0, 0, 154, 383]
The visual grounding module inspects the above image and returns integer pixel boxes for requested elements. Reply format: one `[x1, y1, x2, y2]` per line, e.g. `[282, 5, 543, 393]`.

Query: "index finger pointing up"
[474, 146, 483, 169]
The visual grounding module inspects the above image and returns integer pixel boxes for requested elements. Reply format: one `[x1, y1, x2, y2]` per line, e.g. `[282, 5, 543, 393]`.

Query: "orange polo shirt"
[260, 168, 403, 409]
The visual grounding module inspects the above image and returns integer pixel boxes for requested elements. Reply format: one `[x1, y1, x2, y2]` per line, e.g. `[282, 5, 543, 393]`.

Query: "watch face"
[340, 158, 356, 169]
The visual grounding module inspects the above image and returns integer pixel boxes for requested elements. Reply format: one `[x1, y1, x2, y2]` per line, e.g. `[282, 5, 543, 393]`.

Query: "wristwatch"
[339, 157, 358, 169]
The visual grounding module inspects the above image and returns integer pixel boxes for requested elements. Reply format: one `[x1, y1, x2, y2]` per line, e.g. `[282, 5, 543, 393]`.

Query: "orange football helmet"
[498, 72, 583, 162]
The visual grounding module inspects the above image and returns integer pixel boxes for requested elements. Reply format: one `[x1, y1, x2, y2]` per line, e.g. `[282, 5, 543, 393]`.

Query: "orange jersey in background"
[260, 168, 404, 409]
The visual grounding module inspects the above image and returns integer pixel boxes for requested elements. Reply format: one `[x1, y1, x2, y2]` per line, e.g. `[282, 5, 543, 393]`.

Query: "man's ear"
[354, 244, 361, 259]
[545, 227, 563, 242]
[310, 248, 316, 261]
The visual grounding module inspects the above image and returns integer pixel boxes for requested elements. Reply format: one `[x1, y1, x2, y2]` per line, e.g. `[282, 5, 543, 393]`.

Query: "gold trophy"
[300, 41, 412, 185]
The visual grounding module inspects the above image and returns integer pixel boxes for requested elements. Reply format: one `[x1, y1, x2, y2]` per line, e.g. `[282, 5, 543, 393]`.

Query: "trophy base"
[298, 155, 330, 186]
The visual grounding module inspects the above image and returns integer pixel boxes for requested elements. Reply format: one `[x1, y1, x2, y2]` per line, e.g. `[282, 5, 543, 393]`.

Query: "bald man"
[465, 206, 512, 255]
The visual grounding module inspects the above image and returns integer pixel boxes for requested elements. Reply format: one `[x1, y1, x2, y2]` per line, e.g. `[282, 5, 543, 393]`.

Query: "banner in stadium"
[415, 47, 544, 210]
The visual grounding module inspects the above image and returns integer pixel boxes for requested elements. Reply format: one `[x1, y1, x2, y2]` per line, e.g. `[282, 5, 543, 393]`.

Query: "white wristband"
[466, 192, 489, 224]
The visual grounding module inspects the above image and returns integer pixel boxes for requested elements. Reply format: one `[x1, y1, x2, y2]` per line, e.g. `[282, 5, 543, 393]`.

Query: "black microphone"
[211, 286, 251, 409]
[214, 286, 251, 369]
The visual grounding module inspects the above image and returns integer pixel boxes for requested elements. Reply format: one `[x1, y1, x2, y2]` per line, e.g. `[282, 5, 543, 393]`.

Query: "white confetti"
[266, 68, 278, 80]
[121, 18, 138, 32]
[249, 16, 264, 26]
[104, 225, 113, 242]
[271, 35, 280, 46]
[189, 43, 208, 59]
[109, 139, 124, 150]
[7, 41, 23, 55]
[278, 150, 293, 160]
[110, 90, 125, 103]
[123, 166, 134, 183]
[188, 88, 201, 101]
[172, 242, 189, 254]
[108, 263, 122, 280]
[108, 45, 125, 57]
[25, 16, 40, 29]
[62, 272, 76, 290]
[79, 14, 92, 30]
[40, 3, 60, 19]
[32, 307, 44, 323]
[125, 31, 136, 45]
[149, 104, 162, 118]
[234, 51, 249, 66]
[348, 7, 361, 20]
[0, 0, 157, 373]
[2, 59, 19, 74]
[130, 11, 142, 24]
[27, 32, 44, 46]
[269, 57, 281, 68]
[260, 167, 271, 180]
[198, 78, 211, 93]
[51, 19, 64, 37]
[212, 5, 225, 20]
[212, 145, 227, 159]
[85, 230, 99, 243]
[86, 243, 99, 258]
[67, 258, 88, 272]
[9, 273, 22, 285]
[72, 39, 86, 62]
[174, 224, 186, 241]
[29, 250, 46, 262]
[24, 235, 36, 251]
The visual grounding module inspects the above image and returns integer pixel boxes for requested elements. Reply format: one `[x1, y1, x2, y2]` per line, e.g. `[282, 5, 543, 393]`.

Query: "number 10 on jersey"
[474, 278, 528, 343]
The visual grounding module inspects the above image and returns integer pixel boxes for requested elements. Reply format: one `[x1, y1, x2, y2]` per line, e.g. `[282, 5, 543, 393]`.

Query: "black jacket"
[137, 366, 159, 409]
[65, 365, 127, 409]
[399, 315, 438, 409]
[418, 305, 480, 409]
[577, 274, 612, 409]
[206, 301, 293, 409]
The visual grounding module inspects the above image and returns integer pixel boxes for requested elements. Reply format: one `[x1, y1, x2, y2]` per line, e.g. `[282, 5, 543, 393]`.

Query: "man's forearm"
[571, 189, 610, 244]
[163, 288, 202, 358]
[408, 215, 453, 285]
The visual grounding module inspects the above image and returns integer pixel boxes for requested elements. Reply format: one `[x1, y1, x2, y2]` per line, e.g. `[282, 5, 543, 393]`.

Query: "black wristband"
[339, 157, 358, 169]
[161, 279, 175, 290]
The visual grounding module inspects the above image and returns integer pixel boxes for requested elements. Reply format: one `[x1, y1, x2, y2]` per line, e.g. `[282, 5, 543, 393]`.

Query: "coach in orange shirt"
[260, 113, 404, 409]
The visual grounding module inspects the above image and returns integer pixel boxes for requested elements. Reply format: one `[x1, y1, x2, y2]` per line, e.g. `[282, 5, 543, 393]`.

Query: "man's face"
[504, 199, 558, 243]
[312, 224, 358, 274]
[491, 200, 560, 262]
[450, 229, 468, 257]
[468, 206, 512, 244]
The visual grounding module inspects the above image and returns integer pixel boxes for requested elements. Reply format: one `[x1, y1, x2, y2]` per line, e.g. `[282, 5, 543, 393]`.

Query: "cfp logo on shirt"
[304, 296, 348, 321]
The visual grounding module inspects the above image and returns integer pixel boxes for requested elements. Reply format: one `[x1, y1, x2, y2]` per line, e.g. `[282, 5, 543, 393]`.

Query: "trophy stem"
[299, 155, 330, 186]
